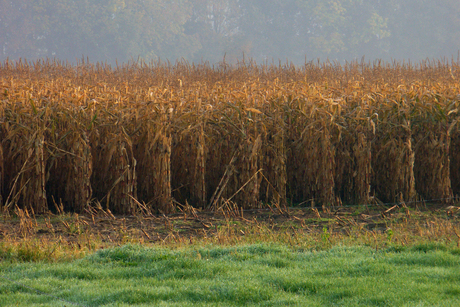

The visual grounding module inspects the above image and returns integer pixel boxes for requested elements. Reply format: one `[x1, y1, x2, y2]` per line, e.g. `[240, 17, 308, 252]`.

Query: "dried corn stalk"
[413, 125, 453, 202]
[91, 127, 137, 214]
[287, 104, 336, 207]
[0, 138, 3, 209]
[3, 126, 47, 213]
[229, 134, 262, 209]
[260, 112, 287, 206]
[171, 122, 206, 207]
[450, 129, 460, 196]
[335, 125, 372, 205]
[135, 120, 172, 213]
[372, 126, 415, 203]
[46, 130, 92, 212]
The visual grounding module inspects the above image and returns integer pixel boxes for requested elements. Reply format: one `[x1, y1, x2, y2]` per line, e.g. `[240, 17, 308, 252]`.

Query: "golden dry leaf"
[245, 108, 263, 114]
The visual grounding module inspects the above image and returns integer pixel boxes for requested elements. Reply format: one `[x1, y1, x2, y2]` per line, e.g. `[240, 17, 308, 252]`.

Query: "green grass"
[1, 243, 460, 306]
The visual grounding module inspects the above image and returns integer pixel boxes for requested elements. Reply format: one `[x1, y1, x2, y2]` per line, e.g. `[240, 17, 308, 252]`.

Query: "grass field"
[1, 205, 460, 306]
[1, 243, 460, 306]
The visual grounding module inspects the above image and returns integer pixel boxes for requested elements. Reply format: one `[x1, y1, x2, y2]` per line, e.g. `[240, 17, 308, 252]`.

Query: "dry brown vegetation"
[1, 203, 460, 262]
[1, 58, 460, 215]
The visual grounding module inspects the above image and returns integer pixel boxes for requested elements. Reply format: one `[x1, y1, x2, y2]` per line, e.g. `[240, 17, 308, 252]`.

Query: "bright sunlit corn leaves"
[0, 58, 459, 213]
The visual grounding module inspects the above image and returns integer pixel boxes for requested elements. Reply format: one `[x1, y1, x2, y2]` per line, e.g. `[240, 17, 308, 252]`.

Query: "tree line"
[1, 0, 459, 65]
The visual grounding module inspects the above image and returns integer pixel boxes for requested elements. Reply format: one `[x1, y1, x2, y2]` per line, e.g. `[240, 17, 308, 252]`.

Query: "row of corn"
[0, 58, 459, 214]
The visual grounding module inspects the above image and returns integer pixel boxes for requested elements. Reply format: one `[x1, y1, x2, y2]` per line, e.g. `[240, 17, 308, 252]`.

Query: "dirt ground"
[1, 202, 459, 253]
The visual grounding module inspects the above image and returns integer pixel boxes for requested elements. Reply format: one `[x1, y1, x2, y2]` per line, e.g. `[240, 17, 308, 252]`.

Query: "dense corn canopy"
[1, 58, 460, 214]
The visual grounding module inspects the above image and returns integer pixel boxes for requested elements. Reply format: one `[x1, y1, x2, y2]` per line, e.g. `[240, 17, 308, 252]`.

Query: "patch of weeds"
[0, 244, 14, 261]
[444, 286, 460, 296]
[385, 245, 406, 253]
[229, 220, 242, 226]
[322, 226, 331, 245]
[304, 218, 333, 224]
[411, 242, 448, 253]
[386, 228, 394, 244]
[351, 205, 367, 216]
[13, 243, 48, 262]
[279, 221, 301, 230]
[449, 248, 460, 256]
[271, 277, 320, 294]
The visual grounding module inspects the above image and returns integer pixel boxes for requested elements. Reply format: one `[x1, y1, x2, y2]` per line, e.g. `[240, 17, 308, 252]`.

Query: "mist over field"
[1, 0, 459, 66]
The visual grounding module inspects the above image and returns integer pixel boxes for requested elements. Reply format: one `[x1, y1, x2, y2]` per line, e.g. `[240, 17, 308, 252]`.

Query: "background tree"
[184, 0, 242, 63]
[382, 0, 460, 61]
[0, 0, 198, 64]
[0, 0, 46, 59]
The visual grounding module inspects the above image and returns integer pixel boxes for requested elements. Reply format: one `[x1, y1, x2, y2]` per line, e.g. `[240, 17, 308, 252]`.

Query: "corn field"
[1, 58, 460, 214]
